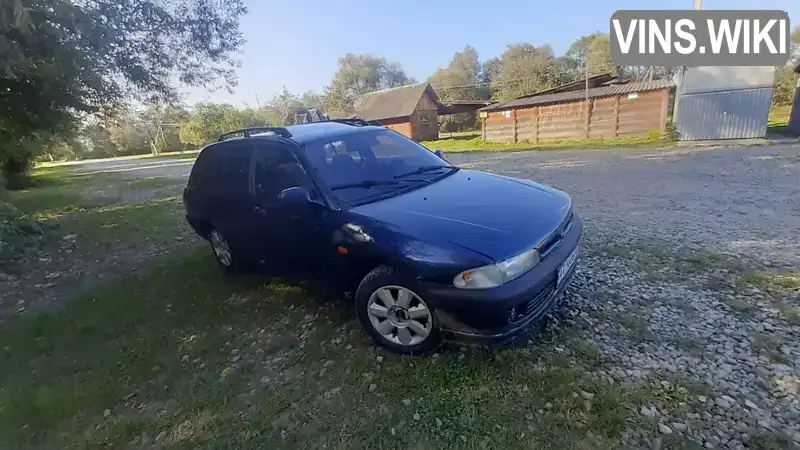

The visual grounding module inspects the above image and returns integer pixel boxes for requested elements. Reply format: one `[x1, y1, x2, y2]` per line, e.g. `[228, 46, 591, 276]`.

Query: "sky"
[183, 0, 800, 107]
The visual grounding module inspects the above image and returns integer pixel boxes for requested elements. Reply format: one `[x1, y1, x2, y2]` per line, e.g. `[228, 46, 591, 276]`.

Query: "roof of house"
[479, 79, 674, 112]
[354, 82, 438, 122]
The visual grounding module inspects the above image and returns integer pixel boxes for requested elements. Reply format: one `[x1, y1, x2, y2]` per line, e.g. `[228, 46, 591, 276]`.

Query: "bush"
[0, 200, 49, 265]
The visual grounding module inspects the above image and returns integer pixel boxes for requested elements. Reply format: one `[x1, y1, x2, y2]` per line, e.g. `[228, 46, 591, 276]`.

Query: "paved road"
[73, 156, 196, 180]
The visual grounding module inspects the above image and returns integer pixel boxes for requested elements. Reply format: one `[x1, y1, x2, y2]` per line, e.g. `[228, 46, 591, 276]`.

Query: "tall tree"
[772, 66, 798, 106]
[565, 33, 618, 77]
[429, 46, 484, 131]
[181, 103, 266, 145]
[264, 87, 301, 125]
[1, 0, 247, 186]
[299, 91, 325, 110]
[323, 54, 415, 116]
[429, 46, 482, 101]
[492, 44, 572, 100]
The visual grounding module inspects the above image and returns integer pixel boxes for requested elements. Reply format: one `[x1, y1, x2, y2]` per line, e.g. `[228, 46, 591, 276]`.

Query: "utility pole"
[255, 93, 262, 109]
[673, 0, 702, 126]
[584, 46, 590, 106]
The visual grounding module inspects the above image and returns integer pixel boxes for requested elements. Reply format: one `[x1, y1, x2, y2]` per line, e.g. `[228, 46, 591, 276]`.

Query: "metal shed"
[675, 66, 775, 140]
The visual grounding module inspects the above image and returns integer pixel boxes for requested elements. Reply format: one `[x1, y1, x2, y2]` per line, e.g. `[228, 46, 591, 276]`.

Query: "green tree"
[181, 104, 266, 146]
[772, 66, 799, 106]
[299, 91, 325, 110]
[1, 0, 246, 187]
[429, 46, 484, 131]
[264, 87, 301, 125]
[492, 44, 572, 100]
[566, 33, 619, 77]
[323, 54, 415, 116]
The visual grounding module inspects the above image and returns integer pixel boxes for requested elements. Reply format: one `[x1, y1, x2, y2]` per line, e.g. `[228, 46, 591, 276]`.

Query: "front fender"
[332, 215, 492, 286]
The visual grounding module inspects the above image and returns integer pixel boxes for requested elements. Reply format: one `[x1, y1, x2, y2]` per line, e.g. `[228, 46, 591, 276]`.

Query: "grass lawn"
[421, 135, 672, 153]
[0, 246, 685, 449]
[767, 105, 794, 135]
[4, 167, 188, 265]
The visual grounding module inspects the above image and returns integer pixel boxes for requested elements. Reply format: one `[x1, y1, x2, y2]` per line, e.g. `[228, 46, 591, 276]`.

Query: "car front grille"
[509, 281, 556, 323]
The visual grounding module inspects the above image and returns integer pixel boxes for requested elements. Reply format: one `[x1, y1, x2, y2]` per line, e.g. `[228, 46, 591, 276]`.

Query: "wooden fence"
[482, 88, 671, 143]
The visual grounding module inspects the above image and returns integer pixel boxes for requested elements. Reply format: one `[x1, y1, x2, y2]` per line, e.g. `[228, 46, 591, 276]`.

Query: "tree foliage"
[566, 33, 619, 77]
[429, 46, 485, 131]
[773, 66, 799, 106]
[323, 54, 415, 116]
[181, 103, 266, 146]
[1, 0, 246, 186]
[491, 44, 573, 100]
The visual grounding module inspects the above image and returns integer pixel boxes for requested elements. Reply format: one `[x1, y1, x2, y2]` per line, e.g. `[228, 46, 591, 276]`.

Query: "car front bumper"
[419, 215, 582, 346]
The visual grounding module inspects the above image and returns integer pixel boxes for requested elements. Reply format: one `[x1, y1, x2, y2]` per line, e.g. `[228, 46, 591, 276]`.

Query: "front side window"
[301, 129, 455, 205]
[253, 143, 312, 203]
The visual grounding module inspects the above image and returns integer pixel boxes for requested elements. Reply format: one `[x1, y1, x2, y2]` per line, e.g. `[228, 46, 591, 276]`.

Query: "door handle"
[253, 206, 267, 216]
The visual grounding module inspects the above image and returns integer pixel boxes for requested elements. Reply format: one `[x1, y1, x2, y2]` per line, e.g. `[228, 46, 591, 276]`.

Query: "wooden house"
[353, 82, 440, 141]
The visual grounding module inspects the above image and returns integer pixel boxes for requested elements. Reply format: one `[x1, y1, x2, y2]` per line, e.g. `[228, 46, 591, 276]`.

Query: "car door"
[210, 141, 256, 258]
[250, 141, 327, 274]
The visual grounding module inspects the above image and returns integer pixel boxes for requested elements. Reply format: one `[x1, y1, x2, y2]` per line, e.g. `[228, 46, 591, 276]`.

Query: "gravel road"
[448, 146, 800, 448]
[67, 145, 800, 447]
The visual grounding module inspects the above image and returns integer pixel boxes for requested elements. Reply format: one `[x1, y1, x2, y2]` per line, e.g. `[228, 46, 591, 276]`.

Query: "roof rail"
[322, 118, 374, 127]
[218, 127, 291, 141]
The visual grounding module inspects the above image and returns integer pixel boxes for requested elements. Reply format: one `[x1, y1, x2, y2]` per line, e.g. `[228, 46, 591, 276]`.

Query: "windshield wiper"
[394, 165, 458, 179]
[330, 180, 404, 191]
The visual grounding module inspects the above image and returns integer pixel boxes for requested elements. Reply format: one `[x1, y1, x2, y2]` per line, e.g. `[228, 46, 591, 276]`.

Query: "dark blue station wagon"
[183, 120, 581, 354]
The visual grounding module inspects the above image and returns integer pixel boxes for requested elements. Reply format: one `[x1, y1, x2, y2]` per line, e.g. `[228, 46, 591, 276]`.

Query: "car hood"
[350, 169, 572, 261]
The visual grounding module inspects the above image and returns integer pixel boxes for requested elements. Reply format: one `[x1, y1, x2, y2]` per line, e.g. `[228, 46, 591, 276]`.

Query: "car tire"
[208, 228, 252, 274]
[355, 266, 442, 355]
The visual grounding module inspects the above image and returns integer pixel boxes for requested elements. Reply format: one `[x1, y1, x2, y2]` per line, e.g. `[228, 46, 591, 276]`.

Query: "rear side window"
[219, 142, 255, 196]
[188, 146, 221, 187]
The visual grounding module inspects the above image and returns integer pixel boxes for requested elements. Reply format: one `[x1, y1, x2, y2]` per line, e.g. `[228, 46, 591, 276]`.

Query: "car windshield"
[301, 129, 456, 205]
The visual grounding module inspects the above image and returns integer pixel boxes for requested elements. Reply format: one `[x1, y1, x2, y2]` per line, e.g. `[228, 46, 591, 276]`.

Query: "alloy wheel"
[210, 230, 232, 267]
[366, 285, 433, 346]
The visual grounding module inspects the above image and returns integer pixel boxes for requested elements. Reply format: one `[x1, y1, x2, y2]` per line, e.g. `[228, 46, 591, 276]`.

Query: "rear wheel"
[209, 229, 252, 274]
[355, 266, 441, 355]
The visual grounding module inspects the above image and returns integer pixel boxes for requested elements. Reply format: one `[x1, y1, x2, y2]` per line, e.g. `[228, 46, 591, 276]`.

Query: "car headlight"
[453, 249, 540, 289]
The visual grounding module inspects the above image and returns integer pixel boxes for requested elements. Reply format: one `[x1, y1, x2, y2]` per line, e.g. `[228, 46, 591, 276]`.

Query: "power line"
[431, 63, 621, 92]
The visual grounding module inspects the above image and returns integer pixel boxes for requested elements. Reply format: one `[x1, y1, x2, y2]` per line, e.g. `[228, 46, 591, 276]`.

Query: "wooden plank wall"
[484, 110, 515, 143]
[385, 121, 412, 138]
[617, 90, 665, 137]
[483, 88, 671, 143]
[410, 110, 439, 141]
[534, 102, 586, 141]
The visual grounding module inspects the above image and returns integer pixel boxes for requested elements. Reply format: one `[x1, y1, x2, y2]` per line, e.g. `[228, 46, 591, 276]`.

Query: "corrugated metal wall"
[676, 88, 772, 140]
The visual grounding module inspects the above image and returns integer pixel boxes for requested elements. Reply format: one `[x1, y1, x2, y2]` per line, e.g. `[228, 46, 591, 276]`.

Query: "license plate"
[557, 245, 579, 285]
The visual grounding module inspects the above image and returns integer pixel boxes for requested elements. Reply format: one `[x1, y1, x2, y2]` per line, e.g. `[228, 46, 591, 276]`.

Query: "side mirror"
[434, 149, 444, 159]
[278, 186, 311, 205]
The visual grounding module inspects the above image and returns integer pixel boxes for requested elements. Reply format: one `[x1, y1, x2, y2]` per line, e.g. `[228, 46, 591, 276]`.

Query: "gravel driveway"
[448, 146, 800, 448]
[58, 145, 800, 447]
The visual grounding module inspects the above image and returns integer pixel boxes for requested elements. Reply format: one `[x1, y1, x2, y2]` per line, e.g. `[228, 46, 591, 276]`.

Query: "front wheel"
[355, 266, 441, 355]
[209, 228, 252, 274]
